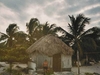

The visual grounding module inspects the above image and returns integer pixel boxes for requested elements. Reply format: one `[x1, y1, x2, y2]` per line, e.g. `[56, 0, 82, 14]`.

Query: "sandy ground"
[72, 63, 100, 74]
[53, 63, 100, 75]
[0, 62, 100, 75]
[0, 62, 27, 73]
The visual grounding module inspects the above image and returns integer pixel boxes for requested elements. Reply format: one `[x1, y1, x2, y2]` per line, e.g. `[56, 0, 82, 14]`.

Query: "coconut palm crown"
[0, 24, 19, 47]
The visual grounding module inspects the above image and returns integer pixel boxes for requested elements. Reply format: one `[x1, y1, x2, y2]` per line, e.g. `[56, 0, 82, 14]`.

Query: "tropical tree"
[0, 47, 30, 75]
[57, 14, 91, 75]
[41, 22, 57, 35]
[0, 24, 30, 75]
[26, 18, 40, 44]
[0, 24, 19, 47]
[14, 31, 29, 47]
[34, 22, 58, 39]
[71, 27, 99, 59]
[82, 27, 100, 45]
[58, 14, 91, 54]
[26, 18, 61, 44]
[81, 27, 100, 62]
[80, 27, 100, 50]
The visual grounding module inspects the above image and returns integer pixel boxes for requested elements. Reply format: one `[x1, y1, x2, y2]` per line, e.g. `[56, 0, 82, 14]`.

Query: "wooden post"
[36, 53, 38, 72]
[77, 50, 80, 75]
[50, 57, 52, 69]
[86, 53, 88, 65]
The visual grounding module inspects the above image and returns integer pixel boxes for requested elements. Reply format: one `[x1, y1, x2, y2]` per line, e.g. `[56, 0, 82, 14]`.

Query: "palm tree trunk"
[77, 41, 83, 57]
[9, 62, 12, 75]
[77, 50, 80, 75]
[76, 38, 82, 75]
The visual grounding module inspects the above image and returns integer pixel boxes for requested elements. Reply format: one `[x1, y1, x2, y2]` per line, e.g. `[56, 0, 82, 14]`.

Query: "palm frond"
[81, 27, 100, 39]
[6, 24, 19, 36]
[26, 18, 40, 35]
[0, 32, 8, 41]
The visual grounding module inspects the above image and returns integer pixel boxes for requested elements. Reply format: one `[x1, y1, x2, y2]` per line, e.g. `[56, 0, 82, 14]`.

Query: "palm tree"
[81, 27, 100, 62]
[68, 14, 91, 75]
[0, 24, 19, 75]
[57, 14, 90, 75]
[38, 22, 57, 36]
[81, 27, 100, 42]
[34, 22, 60, 39]
[41, 22, 57, 35]
[80, 27, 100, 50]
[26, 19, 60, 43]
[26, 18, 40, 44]
[0, 24, 19, 47]
[59, 14, 90, 54]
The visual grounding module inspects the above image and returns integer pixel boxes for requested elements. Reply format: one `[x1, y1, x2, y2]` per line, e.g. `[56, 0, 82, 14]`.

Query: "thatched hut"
[26, 34, 73, 72]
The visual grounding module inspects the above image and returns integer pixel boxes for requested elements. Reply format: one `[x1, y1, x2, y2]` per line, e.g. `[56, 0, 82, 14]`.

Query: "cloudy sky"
[0, 0, 100, 33]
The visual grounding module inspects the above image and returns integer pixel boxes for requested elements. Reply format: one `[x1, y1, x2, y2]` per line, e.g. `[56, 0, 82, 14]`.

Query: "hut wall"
[30, 54, 52, 69]
[61, 54, 72, 71]
[29, 54, 72, 72]
[36, 54, 52, 68]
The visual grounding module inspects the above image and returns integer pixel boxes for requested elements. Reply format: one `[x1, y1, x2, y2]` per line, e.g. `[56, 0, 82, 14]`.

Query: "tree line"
[0, 14, 100, 66]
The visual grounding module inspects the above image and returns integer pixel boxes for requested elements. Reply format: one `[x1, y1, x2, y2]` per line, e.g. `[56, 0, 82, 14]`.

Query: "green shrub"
[46, 69, 54, 75]
[5, 67, 22, 75]
[85, 72, 93, 75]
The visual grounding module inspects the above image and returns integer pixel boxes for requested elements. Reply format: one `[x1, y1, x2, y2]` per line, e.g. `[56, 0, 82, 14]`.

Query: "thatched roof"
[26, 34, 73, 56]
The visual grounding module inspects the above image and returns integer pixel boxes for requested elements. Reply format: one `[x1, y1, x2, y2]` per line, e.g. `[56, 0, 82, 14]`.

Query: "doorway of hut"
[53, 53, 61, 72]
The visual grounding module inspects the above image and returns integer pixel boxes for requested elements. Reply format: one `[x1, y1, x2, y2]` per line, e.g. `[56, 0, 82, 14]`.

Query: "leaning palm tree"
[0, 24, 19, 47]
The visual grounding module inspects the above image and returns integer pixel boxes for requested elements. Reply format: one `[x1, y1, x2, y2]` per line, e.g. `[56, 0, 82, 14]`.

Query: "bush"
[5, 67, 22, 75]
[85, 72, 94, 75]
[46, 69, 54, 75]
